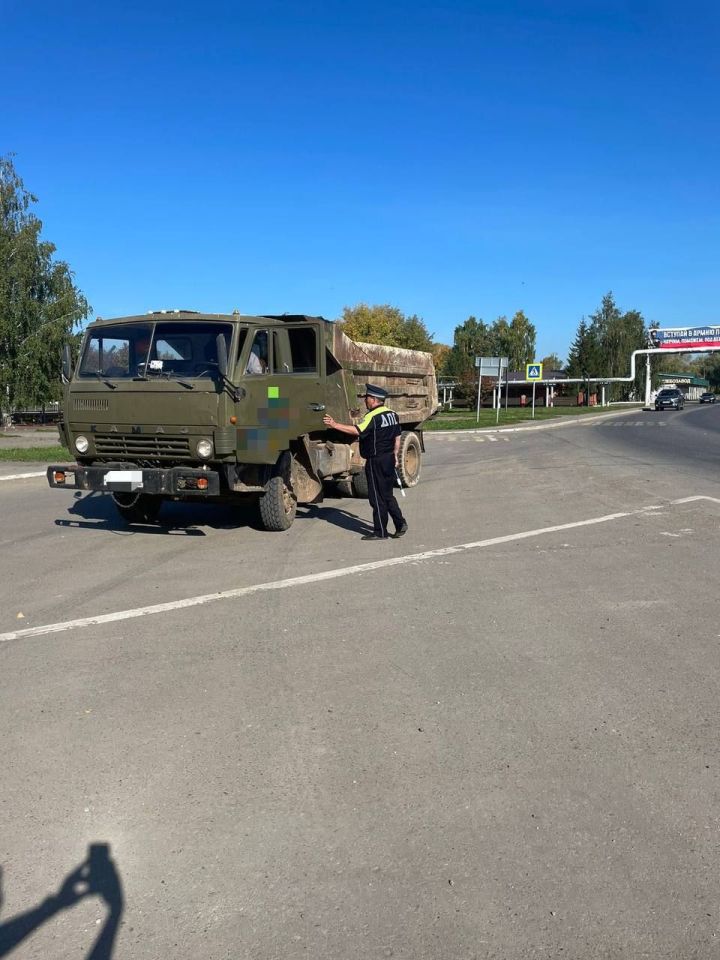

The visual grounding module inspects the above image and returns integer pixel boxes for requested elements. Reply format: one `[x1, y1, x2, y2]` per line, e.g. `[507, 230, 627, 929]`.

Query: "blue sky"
[3, 0, 719, 359]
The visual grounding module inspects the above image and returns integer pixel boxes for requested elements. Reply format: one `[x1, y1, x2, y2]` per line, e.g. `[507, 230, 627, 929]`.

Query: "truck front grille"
[94, 434, 191, 458]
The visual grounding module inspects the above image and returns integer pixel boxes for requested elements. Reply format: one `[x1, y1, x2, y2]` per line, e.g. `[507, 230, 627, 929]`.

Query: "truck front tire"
[259, 476, 297, 531]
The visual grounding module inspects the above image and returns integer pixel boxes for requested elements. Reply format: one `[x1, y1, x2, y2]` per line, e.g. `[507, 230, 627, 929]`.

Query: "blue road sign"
[526, 363, 543, 380]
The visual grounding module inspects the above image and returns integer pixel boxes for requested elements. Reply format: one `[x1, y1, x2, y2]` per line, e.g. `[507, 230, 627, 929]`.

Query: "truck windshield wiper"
[147, 369, 195, 389]
[91, 371, 117, 389]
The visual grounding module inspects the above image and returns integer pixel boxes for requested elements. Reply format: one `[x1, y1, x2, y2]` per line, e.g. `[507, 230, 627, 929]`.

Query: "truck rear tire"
[112, 492, 162, 525]
[350, 469, 369, 498]
[397, 431, 422, 487]
[259, 476, 297, 531]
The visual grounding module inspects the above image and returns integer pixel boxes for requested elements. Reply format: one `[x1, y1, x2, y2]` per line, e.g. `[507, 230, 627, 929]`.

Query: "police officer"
[323, 383, 408, 541]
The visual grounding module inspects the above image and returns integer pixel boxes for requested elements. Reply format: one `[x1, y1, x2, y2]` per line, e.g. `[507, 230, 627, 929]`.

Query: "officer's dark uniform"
[357, 385, 406, 539]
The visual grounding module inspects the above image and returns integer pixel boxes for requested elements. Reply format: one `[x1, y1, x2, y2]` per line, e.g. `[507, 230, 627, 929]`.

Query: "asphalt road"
[1, 406, 719, 959]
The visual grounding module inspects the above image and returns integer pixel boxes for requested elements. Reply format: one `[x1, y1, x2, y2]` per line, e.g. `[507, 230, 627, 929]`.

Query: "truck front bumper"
[46, 464, 221, 497]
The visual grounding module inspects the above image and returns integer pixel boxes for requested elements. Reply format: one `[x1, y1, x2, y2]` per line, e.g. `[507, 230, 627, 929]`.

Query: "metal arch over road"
[509, 344, 720, 406]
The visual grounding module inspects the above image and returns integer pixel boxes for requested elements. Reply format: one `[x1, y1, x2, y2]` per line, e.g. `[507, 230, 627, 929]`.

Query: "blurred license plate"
[103, 470, 144, 490]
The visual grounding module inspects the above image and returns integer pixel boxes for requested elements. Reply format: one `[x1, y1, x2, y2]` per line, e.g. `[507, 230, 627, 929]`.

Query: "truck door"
[272, 324, 325, 436]
[238, 324, 324, 461]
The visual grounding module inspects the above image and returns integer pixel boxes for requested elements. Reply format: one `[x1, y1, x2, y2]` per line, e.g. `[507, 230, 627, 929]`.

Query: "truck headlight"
[75, 435, 89, 453]
[196, 439, 213, 459]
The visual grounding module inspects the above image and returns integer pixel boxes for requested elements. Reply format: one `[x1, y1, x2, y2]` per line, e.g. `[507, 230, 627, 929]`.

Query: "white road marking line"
[2, 496, 718, 644]
[0, 471, 46, 482]
[673, 495, 720, 505]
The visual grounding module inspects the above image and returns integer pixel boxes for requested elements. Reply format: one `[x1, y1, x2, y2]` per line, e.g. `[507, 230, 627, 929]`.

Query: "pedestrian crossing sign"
[526, 362, 543, 380]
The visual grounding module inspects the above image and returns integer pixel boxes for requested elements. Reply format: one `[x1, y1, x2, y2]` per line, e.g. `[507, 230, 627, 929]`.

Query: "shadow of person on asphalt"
[299, 502, 374, 534]
[0, 843, 123, 959]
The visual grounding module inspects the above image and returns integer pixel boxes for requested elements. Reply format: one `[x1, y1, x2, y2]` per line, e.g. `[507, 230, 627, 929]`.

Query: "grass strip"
[0, 446, 71, 462]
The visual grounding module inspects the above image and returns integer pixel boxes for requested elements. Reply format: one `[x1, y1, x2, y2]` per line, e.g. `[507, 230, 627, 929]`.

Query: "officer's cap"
[360, 383, 388, 400]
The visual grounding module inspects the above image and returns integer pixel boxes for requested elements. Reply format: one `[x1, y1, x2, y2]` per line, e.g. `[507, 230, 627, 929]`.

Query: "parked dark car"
[699, 392, 717, 404]
[655, 388, 685, 410]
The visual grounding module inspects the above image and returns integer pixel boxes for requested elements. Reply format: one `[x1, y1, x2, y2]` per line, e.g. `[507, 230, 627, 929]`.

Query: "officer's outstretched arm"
[323, 416, 359, 437]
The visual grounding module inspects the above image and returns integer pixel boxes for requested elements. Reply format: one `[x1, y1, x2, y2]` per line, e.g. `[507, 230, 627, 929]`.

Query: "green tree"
[445, 316, 493, 382]
[541, 353, 564, 371]
[567, 293, 647, 399]
[400, 313, 435, 351]
[338, 303, 434, 352]
[566, 319, 600, 378]
[431, 342, 451, 374]
[491, 315, 510, 362]
[505, 309, 536, 370]
[0, 155, 90, 413]
[699, 354, 720, 390]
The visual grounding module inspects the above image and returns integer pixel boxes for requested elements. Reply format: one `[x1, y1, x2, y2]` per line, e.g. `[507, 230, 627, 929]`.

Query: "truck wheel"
[335, 479, 354, 498]
[259, 476, 297, 531]
[351, 469, 369, 498]
[397, 431, 422, 487]
[112, 492, 162, 525]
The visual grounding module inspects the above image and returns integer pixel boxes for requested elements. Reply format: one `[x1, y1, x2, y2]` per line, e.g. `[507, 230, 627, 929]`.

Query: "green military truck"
[48, 310, 439, 530]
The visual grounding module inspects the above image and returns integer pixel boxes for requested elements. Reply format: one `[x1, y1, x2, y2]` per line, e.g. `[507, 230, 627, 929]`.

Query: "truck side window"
[246, 331, 269, 374]
[287, 328, 317, 374]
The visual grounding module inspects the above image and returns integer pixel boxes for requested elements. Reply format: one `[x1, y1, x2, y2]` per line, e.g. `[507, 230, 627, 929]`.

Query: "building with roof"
[657, 373, 709, 401]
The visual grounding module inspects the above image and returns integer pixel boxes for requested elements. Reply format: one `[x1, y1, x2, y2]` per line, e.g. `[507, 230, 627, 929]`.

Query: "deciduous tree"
[541, 353, 564, 371]
[431, 342, 451, 373]
[505, 310, 536, 370]
[444, 310, 536, 384]
[444, 316, 495, 383]
[0, 155, 90, 413]
[338, 303, 434, 352]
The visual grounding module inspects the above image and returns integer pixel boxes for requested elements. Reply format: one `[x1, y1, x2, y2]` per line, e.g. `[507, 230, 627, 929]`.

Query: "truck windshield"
[78, 322, 236, 380]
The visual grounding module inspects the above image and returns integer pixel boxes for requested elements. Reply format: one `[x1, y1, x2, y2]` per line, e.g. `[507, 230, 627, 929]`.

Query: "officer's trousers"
[365, 453, 405, 538]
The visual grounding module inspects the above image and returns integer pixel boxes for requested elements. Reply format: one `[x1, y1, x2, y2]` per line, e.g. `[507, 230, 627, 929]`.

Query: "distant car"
[655, 388, 685, 410]
[699, 392, 717, 404]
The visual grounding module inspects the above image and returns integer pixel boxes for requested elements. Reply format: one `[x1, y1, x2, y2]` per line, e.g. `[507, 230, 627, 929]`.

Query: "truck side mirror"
[61, 343, 73, 382]
[216, 334, 228, 378]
